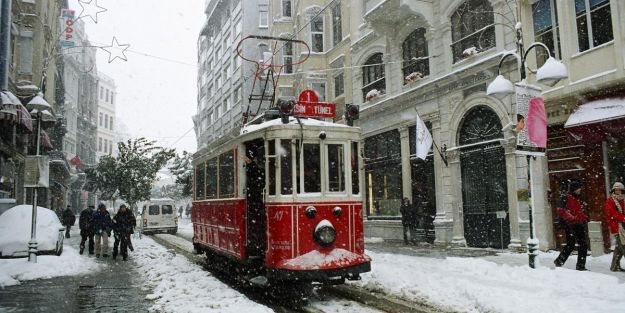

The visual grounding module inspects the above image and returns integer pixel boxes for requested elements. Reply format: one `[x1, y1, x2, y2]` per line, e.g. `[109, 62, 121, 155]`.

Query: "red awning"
[16, 104, 33, 132]
[41, 130, 53, 149]
[564, 98, 625, 143]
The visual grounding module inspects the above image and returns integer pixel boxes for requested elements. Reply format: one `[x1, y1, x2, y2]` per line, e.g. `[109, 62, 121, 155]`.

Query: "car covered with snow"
[0, 205, 65, 257]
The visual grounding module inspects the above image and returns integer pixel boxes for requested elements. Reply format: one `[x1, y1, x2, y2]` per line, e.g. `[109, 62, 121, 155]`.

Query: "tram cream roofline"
[193, 117, 361, 164]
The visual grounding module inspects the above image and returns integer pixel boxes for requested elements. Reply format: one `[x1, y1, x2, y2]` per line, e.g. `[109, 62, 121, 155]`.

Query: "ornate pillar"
[399, 126, 412, 201]
[447, 149, 466, 246]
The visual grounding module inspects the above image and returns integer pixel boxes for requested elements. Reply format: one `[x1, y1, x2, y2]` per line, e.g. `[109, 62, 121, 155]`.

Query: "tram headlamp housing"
[277, 98, 295, 124]
[305, 206, 317, 218]
[333, 206, 342, 217]
[319, 131, 326, 140]
[314, 220, 337, 247]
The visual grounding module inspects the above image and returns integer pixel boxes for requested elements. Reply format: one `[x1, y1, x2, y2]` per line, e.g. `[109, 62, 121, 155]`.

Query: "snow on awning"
[564, 98, 625, 143]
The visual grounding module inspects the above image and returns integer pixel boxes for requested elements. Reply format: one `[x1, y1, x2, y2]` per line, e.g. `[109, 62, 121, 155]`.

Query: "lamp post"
[26, 92, 54, 263]
[486, 23, 568, 268]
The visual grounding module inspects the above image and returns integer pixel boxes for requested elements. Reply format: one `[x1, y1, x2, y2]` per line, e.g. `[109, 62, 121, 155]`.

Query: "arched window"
[402, 28, 429, 83]
[451, 0, 495, 62]
[362, 53, 385, 101]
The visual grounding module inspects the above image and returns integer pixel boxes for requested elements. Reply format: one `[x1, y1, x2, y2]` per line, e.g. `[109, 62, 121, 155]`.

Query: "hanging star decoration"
[101, 37, 130, 63]
[78, 0, 107, 24]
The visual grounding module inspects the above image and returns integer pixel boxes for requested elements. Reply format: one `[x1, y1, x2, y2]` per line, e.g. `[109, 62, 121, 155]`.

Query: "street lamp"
[25, 92, 54, 263]
[486, 25, 568, 268]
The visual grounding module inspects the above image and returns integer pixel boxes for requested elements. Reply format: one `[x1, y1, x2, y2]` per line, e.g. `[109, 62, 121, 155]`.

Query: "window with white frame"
[402, 28, 429, 82]
[310, 82, 326, 101]
[259, 5, 268, 27]
[233, 85, 242, 104]
[259, 44, 270, 63]
[311, 15, 324, 52]
[234, 19, 242, 39]
[215, 104, 221, 117]
[215, 45, 221, 61]
[19, 32, 33, 74]
[99, 113, 103, 126]
[109, 116, 114, 130]
[109, 141, 112, 155]
[331, 58, 344, 98]
[224, 62, 230, 80]
[332, 2, 342, 47]
[223, 32, 230, 48]
[362, 53, 385, 100]
[532, 0, 561, 65]
[575, 0, 612, 52]
[216, 75, 221, 90]
[233, 54, 241, 71]
[105, 114, 109, 128]
[98, 137, 102, 152]
[450, 0, 495, 63]
[283, 41, 293, 74]
[208, 84, 213, 98]
[282, 0, 292, 17]
[222, 97, 229, 114]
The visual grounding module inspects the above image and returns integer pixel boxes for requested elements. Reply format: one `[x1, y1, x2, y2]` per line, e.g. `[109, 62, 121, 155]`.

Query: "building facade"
[195, 0, 269, 149]
[96, 72, 117, 161]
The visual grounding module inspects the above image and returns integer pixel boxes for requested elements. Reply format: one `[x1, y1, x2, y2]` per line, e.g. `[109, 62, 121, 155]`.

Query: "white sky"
[68, 0, 204, 153]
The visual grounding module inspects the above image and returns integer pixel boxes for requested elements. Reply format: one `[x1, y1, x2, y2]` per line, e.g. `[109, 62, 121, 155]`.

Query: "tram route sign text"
[295, 89, 336, 118]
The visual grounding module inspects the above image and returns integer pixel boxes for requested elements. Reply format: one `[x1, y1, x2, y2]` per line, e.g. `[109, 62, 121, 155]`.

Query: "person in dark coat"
[554, 180, 589, 271]
[62, 205, 76, 238]
[604, 181, 625, 272]
[92, 203, 113, 258]
[79, 205, 95, 255]
[399, 198, 413, 244]
[112, 204, 136, 261]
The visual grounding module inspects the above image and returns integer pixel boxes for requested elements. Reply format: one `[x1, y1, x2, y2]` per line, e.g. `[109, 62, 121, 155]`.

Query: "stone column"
[531, 154, 554, 251]
[503, 137, 523, 251]
[399, 126, 412, 201]
[448, 149, 467, 247]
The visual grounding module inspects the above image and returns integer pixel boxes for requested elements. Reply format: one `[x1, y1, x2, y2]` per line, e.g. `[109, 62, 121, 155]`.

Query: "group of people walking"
[554, 179, 625, 272]
[75, 203, 137, 261]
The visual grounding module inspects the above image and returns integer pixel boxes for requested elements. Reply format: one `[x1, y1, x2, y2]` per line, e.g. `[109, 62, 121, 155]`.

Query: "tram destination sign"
[295, 89, 336, 118]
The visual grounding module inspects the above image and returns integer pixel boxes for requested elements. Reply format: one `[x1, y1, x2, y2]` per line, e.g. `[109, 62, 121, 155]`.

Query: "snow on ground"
[177, 216, 193, 241]
[0, 245, 101, 288]
[132, 235, 272, 313]
[352, 249, 625, 313]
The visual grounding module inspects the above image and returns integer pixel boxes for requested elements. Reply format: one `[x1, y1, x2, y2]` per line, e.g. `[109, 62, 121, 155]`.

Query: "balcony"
[364, 0, 433, 27]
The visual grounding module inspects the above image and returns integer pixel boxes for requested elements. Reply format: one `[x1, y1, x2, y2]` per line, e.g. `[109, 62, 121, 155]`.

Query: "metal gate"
[459, 106, 510, 249]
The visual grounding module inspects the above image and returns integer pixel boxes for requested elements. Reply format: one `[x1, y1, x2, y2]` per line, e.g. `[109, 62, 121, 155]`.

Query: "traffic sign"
[298, 89, 319, 103]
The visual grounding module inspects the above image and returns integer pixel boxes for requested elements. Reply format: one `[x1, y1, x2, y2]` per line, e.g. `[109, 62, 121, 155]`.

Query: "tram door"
[245, 139, 265, 257]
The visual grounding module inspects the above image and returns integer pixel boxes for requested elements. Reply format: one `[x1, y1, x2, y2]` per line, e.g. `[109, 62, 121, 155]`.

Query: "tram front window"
[303, 143, 321, 193]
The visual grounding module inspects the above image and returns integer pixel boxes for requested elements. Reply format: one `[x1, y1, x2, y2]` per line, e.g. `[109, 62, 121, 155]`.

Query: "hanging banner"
[515, 84, 546, 155]
[61, 9, 76, 47]
[415, 114, 432, 160]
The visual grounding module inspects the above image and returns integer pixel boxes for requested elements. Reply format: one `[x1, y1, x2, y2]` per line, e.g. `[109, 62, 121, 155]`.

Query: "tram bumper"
[267, 249, 371, 282]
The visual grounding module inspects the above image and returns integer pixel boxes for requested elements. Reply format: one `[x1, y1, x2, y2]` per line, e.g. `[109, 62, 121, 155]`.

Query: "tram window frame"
[195, 162, 206, 200]
[303, 143, 321, 193]
[327, 143, 346, 192]
[280, 139, 293, 195]
[219, 151, 236, 198]
[206, 158, 218, 199]
[351, 142, 360, 195]
[267, 140, 276, 196]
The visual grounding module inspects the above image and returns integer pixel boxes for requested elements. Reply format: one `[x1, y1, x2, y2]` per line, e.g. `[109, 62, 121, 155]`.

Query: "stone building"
[96, 72, 117, 161]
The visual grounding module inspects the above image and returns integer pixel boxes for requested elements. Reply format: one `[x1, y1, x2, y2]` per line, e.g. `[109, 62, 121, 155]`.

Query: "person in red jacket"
[554, 180, 589, 271]
[604, 181, 625, 272]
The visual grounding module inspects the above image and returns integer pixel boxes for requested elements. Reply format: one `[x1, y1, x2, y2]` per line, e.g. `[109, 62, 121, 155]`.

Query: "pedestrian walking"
[92, 203, 113, 258]
[604, 181, 625, 272]
[178, 206, 183, 218]
[185, 204, 191, 218]
[399, 198, 412, 245]
[79, 205, 95, 255]
[554, 180, 589, 271]
[112, 204, 136, 261]
[61, 205, 76, 238]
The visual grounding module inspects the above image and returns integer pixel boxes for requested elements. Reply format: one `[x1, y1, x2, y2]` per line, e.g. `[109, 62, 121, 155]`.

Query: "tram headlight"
[305, 206, 317, 218]
[314, 220, 336, 247]
[333, 206, 342, 217]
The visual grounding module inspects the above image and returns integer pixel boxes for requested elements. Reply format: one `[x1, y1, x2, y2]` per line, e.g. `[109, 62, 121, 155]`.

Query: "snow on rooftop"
[564, 98, 625, 127]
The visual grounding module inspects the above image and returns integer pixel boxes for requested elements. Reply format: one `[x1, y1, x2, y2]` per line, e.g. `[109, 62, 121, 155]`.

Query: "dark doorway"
[459, 106, 510, 249]
[244, 139, 265, 258]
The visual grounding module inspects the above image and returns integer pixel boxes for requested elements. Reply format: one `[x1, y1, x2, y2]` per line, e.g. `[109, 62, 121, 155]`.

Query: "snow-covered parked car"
[0, 205, 65, 258]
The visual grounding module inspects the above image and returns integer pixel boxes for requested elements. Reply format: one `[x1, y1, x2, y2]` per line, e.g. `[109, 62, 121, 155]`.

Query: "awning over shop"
[564, 98, 625, 143]
[16, 104, 33, 132]
[41, 130, 53, 149]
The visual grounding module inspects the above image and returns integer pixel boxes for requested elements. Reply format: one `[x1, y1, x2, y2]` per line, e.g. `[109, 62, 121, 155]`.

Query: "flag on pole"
[416, 114, 433, 160]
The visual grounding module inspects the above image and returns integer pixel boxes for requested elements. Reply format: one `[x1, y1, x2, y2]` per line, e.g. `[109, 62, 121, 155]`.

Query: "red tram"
[191, 109, 371, 285]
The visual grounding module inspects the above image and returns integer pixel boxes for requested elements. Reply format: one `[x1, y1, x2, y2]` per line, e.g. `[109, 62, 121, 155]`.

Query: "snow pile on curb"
[351, 250, 625, 313]
[0, 245, 101, 288]
[132, 236, 272, 313]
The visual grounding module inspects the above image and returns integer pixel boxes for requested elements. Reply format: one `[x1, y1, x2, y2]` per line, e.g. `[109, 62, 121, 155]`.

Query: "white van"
[141, 198, 178, 234]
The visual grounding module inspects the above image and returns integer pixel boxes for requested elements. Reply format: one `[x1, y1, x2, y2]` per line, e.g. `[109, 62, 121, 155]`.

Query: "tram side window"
[219, 151, 235, 198]
[352, 142, 360, 194]
[268, 140, 276, 195]
[327, 144, 345, 192]
[195, 162, 206, 200]
[280, 139, 293, 195]
[206, 158, 218, 199]
[304, 143, 321, 193]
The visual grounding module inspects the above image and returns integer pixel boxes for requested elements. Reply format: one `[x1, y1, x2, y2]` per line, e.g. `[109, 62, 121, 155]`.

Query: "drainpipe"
[0, 0, 12, 90]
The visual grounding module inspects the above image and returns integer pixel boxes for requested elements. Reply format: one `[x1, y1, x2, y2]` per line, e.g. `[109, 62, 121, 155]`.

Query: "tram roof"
[240, 116, 350, 135]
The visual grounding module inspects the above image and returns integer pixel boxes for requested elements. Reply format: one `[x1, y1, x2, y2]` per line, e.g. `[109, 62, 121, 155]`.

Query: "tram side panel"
[192, 199, 247, 260]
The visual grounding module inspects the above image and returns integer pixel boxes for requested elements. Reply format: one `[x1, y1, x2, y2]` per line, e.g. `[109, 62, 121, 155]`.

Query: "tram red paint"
[192, 198, 247, 259]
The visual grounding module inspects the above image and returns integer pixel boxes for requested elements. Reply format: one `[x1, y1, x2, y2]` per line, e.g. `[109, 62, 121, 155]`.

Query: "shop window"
[364, 130, 402, 216]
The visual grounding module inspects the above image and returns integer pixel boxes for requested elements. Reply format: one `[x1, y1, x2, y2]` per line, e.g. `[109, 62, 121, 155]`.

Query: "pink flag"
[526, 97, 547, 148]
